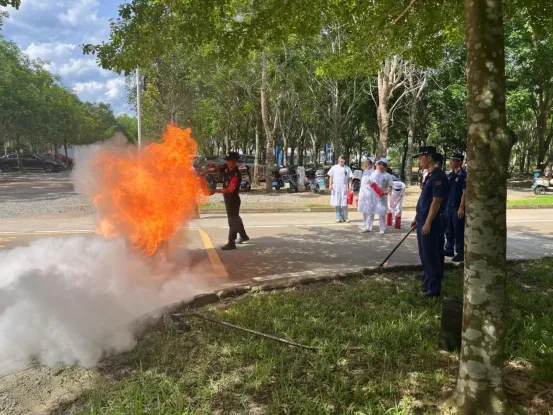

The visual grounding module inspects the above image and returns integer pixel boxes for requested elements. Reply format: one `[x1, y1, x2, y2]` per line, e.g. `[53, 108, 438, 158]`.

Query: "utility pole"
[136, 66, 142, 150]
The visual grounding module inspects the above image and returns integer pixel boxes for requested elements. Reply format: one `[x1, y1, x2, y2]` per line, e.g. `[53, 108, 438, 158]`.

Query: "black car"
[0, 153, 66, 173]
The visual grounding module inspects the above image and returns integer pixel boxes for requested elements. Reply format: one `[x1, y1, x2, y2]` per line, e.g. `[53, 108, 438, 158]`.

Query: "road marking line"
[198, 229, 228, 278]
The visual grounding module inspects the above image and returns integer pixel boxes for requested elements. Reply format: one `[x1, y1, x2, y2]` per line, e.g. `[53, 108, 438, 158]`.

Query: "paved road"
[1, 209, 552, 289]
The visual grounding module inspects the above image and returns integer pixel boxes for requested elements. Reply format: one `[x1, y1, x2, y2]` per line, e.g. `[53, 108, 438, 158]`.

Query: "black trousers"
[224, 194, 247, 242]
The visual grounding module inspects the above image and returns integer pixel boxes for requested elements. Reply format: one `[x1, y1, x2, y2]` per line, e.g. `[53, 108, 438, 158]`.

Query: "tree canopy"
[0, 32, 135, 159]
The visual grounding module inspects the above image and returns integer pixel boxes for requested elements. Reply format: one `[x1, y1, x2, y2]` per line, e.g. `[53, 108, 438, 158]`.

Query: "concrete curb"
[200, 204, 552, 214]
[135, 262, 461, 331]
[137, 257, 543, 333]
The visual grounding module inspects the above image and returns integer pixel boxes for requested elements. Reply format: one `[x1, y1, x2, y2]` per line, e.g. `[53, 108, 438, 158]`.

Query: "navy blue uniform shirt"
[447, 168, 467, 208]
[416, 166, 448, 224]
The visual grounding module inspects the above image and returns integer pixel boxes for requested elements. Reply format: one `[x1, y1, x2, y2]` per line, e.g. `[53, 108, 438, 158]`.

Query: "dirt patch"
[505, 361, 553, 413]
[0, 364, 100, 415]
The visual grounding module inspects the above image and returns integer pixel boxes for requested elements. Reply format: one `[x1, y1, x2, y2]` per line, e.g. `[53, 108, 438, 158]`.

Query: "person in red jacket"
[210, 152, 250, 250]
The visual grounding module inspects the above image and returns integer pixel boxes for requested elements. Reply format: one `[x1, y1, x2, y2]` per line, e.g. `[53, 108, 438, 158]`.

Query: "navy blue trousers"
[445, 206, 465, 257]
[417, 217, 444, 296]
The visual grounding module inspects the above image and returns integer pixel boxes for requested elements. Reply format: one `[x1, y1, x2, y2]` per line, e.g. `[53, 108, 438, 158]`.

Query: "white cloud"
[24, 42, 76, 60]
[55, 57, 108, 77]
[58, 0, 101, 28]
[105, 78, 125, 100]
[73, 81, 104, 94]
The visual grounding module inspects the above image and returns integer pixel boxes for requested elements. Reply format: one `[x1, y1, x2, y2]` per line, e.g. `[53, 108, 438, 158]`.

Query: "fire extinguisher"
[347, 190, 354, 205]
[386, 211, 393, 226]
[394, 214, 402, 229]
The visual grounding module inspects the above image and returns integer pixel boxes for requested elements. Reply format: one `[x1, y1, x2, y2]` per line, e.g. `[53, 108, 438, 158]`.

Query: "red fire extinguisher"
[395, 214, 402, 229]
[347, 190, 354, 205]
[370, 182, 384, 197]
[386, 211, 393, 226]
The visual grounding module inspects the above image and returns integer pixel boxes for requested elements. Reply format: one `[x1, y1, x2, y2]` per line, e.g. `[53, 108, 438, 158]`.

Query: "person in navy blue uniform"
[210, 152, 250, 250]
[444, 152, 467, 262]
[434, 153, 446, 272]
[411, 146, 449, 298]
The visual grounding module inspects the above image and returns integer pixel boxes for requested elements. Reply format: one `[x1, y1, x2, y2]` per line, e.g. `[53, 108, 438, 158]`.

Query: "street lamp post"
[136, 66, 142, 150]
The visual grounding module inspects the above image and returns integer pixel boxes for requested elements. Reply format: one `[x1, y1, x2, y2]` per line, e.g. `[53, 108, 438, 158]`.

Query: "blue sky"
[1, 0, 132, 116]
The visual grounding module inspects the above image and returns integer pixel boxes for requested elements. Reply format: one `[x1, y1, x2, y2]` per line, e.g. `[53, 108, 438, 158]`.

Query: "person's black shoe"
[452, 255, 464, 263]
[221, 243, 236, 251]
[237, 236, 250, 244]
[444, 251, 454, 257]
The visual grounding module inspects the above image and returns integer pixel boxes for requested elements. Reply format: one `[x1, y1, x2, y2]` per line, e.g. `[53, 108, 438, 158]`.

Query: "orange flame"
[91, 125, 208, 255]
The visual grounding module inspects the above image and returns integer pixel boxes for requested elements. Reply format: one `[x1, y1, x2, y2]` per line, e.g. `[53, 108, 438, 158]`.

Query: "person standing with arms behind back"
[210, 152, 250, 250]
[411, 146, 448, 298]
[444, 152, 467, 263]
[357, 157, 375, 232]
[328, 155, 353, 223]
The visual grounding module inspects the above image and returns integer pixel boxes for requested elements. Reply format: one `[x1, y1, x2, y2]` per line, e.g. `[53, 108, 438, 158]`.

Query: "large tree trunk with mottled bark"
[449, 1, 515, 413]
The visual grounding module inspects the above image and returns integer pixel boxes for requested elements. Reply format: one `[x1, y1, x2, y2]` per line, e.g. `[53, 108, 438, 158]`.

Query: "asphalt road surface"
[1, 210, 552, 289]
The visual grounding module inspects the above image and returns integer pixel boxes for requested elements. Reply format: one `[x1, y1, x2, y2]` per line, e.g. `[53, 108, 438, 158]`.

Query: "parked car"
[0, 153, 66, 173]
[44, 152, 73, 168]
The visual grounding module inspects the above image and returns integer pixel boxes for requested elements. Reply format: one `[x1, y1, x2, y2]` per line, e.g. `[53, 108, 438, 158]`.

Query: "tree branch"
[392, 0, 417, 25]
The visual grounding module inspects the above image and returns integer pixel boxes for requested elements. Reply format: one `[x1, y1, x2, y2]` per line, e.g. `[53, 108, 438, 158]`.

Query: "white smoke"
[0, 236, 206, 376]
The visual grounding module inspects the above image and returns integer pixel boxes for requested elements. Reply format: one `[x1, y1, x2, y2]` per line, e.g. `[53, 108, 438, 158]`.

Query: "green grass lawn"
[75, 260, 553, 414]
[507, 195, 553, 206]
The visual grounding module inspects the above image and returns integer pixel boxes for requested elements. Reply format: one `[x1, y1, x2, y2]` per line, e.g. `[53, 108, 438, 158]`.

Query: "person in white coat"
[357, 157, 375, 231]
[328, 155, 353, 222]
[365, 157, 394, 234]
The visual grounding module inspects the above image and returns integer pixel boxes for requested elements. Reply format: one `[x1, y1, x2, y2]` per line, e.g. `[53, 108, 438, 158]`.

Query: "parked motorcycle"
[351, 169, 363, 192]
[239, 165, 251, 192]
[532, 176, 553, 195]
[271, 167, 284, 190]
[279, 166, 300, 192]
[314, 168, 327, 194]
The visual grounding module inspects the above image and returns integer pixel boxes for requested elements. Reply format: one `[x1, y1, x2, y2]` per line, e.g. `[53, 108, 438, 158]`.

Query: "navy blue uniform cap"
[413, 146, 437, 158]
[450, 152, 465, 161]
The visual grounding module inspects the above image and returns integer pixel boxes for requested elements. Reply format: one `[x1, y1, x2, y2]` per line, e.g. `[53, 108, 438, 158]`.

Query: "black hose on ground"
[171, 312, 364, 351]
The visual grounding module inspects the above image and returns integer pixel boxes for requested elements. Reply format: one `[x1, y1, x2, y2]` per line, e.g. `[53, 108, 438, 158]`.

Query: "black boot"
[221, 242, 236, 251]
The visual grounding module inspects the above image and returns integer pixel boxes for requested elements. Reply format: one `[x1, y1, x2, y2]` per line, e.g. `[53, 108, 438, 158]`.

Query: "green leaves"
[0, 34, 127, 153]
[0, 0, 21, 9]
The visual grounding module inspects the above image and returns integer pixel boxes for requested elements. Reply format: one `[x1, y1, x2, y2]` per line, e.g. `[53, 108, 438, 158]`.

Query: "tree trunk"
[377, 75, 390, 158]
[15, 135, 22, 171]
[401, 137, 408, 181]
[261, 52, 275, 192]
[450, 1, 515, 413]
[282, 132, 288, 166]
[405, 104, 416, 186]
[298, 137, 304, 165]
[331, 79, 341, 159]
[290, 147, 295, 166]
[253, 119, 260, 186]
[64, 139, 69, 161]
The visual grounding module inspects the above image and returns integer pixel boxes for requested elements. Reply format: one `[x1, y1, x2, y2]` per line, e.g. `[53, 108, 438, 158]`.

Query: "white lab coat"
[391, 182, 406, 215]
[357, 168, 374, 213]
[328, 164, 352, 207]
[365, 171, 393, 215]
